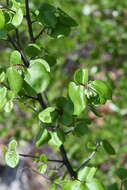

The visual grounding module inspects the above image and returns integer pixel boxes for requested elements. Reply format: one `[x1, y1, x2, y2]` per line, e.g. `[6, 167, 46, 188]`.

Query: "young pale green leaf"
[74, 68, 88, 85]
[7, 67, 23, 94]
[48, 129, 65, 148]
[50, 184, 57, 190]
[102, 140, 116, 155]
[4, 101, 13, 112]
[62, 180, 89, 190]
[5, 151, 19, 168]
[25, 62, 50, 93]
[12, 8, 23, 27]
[8, 139, 17, 151]
[86, 178, 105, 190]
[10, 50, 21, 65]
[38, 164, 47, 174]
[11, 0, 21, 10]
[38, 3, 57, 28]
[35, 127, 51, 147]
[39, 107, 56, 123]
[78, 167, 97, 182]
[0, 10, 5, 29]
[0, 72, 5, 82]
[39, 154, 48, 162]
[25, 44, 41, 58]
[68, 82, 87, 115]
[30, 59, 50, 72]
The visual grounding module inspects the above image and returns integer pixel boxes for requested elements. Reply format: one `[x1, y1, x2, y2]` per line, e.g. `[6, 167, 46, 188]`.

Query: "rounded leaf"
[39, 107, 56, 123]
[35, 127, 50, 147]
[10, 50, 21, 65]
[102, 140, 116, 155]
[25, 44, 41, 58]
[25, 62, 50, 93]
[7, 67, 23, 94]
[5, 151, 19, 168]
[12, 8, 23, 27]
[68, 82, 87, 115]
[62, 180, 89, 190]
[8, 139, 17, 151]
[74, 68, 88, 85]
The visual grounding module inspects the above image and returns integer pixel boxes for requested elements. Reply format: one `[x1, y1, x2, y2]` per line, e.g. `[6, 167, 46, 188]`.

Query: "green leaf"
[0, 72, 5, 82]
[30, 59, 50, 72]
[24, 62, 50, 93]
[44, 55, 57, 67]
[102, 140, 116, 155]
[57, 8, 78, 27]
[59, 112, 73, 126]
[5, 151, 19, 168]
[115, 168, 127, 180]
[78, 167, 97, 182]
[0, 10, 5, 29]
[90, 80, 112, 101]
[68, 82, 87, 115]
[73, 121, 89, 137]
[38, 164, 47, 174]
[56, 97, 74, 126]
[0, 87, 7, 109]
[10, 50, 21, 65]
[25, 44, 41, 58]
[0, 29, 7, 38]
[7, 67, 23, 94]
[39, 107, 56, 123]
[38, 3, 57, 28]
[86, 178, 105, 190]
[4, 100, 13, 112]
[48, 129, 65, 148]
[35, 127, 51, 147]
[74, 69, 88, 85]
[8, 139, 17, 151]
[12, 8, 23, 27]
[62, 180, 89, 190]
[50, 22, 71, 38]
[107, 183, 119, 190]
[39, 154, 48, 162]
[11, 0, 21, 10]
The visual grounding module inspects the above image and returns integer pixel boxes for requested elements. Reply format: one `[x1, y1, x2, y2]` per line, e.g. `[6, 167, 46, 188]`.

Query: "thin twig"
[19, 153, 63, 163]
[34, 27, 45, 41]
[25, 0, 34, 42]
[77, 142, 100, 171]
[37, 93, 47, 109]
[8, 35, 29, 67]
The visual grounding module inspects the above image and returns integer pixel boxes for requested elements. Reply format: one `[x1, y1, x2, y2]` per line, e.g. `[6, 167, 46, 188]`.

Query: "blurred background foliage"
[1, 0, 127, 189]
